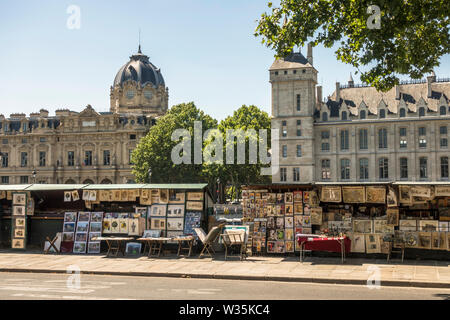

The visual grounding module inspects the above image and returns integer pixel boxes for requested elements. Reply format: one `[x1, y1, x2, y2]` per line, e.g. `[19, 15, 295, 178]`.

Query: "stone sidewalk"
[0, 250, 449, 288]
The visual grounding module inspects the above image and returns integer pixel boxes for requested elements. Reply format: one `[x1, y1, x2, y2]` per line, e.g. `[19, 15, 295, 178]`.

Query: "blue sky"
[1, 0, 449, 121]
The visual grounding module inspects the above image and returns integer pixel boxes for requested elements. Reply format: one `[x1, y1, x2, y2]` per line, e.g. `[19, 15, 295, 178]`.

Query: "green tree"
[216, 105, 272, 201]
[255, 0, 450, 91]
[131, 102, 217, 184]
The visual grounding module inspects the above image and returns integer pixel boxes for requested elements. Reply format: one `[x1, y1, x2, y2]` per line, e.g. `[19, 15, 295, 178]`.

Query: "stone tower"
[270, 44, 318, 183]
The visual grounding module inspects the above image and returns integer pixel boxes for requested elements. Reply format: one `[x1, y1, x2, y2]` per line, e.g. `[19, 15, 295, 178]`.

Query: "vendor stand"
[296, 234, 351, 263]
[91, 236, 134, 257]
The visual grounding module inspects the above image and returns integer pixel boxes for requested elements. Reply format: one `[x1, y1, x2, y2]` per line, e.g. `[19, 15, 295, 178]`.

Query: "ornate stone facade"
[271, 46, 450, 184]
[0, 48, 165, 184]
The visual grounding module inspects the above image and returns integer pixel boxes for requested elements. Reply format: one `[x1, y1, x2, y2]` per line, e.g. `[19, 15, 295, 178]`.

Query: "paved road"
[0, 272, 449, 300]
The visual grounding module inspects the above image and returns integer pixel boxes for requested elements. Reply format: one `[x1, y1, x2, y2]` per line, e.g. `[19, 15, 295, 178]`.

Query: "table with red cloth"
[296, 235, 351, 263]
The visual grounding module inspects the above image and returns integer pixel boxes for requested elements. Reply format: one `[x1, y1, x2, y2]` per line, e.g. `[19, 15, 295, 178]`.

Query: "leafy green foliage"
[255, 0, 449, 91]
[131, 102, 217, 183]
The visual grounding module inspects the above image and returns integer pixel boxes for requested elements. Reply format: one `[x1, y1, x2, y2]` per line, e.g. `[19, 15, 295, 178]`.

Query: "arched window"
[360, 110, 366, 119]
[100, 178, 112, 184]
[400, 108, 406, 117]
[419, 107, 425, 116]
[65, 179, 76, 184]
[342, 111, 347, 120]
[379, 109, 386, 118]
[322, 112, 328, 122]
[83, 179, 94, 184]
[440, 106, 447, 115]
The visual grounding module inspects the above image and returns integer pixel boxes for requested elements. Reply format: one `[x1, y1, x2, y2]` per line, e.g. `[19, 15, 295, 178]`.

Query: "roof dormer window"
[379, 109, 386, 118]
[342, 111, 347, 120]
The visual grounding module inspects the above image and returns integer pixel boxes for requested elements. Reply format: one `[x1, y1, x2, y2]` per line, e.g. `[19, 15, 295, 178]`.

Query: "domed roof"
[113, 46, 165, 88]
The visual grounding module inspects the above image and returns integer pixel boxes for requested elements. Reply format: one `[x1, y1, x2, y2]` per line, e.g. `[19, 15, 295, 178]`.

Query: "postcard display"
[11, 192, 28, 250]
[146, 190, 204, 239]
[61, 212, 103, 254]
[242, 190, 320, 254]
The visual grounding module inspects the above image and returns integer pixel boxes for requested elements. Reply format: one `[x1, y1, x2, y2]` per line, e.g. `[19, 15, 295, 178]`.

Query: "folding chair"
[194, 224, 224, 258]
[221, 229, 246, 261]
[44, 232, 61, 254]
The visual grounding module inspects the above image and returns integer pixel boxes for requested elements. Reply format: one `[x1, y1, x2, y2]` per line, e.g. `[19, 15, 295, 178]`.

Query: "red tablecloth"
[297, 236, 351, 254]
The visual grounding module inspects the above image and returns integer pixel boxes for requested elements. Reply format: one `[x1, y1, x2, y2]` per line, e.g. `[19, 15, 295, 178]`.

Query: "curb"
[1, 268, 449, 289]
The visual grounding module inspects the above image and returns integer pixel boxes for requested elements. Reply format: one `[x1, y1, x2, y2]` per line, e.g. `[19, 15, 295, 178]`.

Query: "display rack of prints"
[11, 192, 27, 250]
[88, 212, 103, 253]
[73, 212, 90, 253]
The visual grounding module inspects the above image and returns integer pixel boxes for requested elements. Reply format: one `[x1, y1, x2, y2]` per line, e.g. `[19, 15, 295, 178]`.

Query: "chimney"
[39, 109, 49, 117]
[336, 82, 340, 101]
[316, 86, 323, 105]
[395, 85, 400, 100]
[307, 42, 313, 66]
[427, 71, 436, 98]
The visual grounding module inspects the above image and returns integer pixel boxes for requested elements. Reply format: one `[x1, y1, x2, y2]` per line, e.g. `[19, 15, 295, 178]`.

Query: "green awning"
[25, 184, 88, 191]
[0, 184, 32, 191]
[141, 183, 208, 190]
[81, 184, 147, 190]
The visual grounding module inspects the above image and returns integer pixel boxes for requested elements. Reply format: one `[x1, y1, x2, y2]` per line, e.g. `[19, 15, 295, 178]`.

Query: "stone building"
[271, 45, 450, 184]
[0, 47, 168, 184]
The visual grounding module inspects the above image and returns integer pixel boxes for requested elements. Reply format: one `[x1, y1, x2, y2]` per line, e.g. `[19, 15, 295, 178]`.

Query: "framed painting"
[386, 209, 399, 226]
[417, 232, 432, 249]
[365, 234, 381, 254]
[13, 193, 27, 206]
[167, 218, 184, 231]
[342, 186, 365, 203]
[404, 232, 419, 248]
[365, 187, 386, 204]
[12, 239, 25, 249]
[13, 206, 26, 216]
[187, 192, 203, 201]
[399, 220, 417, 231]
[169, 191, 185, 204]
[186, 201, 203, 211]
[320, 186, 342, 203]
[399, 186, 412, 205]
[167, 205, 185, 218]
[387, 187, 398, 207]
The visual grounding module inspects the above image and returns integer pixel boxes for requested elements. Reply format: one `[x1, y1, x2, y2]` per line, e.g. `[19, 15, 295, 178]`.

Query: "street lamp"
[216, 177, 220, 203]
[148, 168, 152, 183]
[31, 169, 37, 184]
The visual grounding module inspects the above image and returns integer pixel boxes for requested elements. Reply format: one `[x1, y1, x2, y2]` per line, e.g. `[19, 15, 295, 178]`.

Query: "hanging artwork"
[399, 220, 417, 231]
[399, 186, 412, 205]
[320, 186, 342, 203]
[386, 209, 399, 226]
[82, 190, 90, 201]
[284, 192, 293, 203]
[72, 190, 80, 201]
[186, 201, 203, 211]
[404, 232, 419, 248]
[293, 191, 303, 203]
[310, 207, 323, 225]
[417, 232, 432, 249]
[13, 193, 26, 206]
[294, 204, 303, 214]
[284, 204, 293, 216]
[386, 187, 398, 207]
[365, 234, 381, 253]
[365, 187, 386, 204]
[167, 218, 184, 231]
[435, 186, 450, 197]
[64, 192, 72, 202]
[419, 220, 439, 232]
[351, 233, 366, 253]
[187, 192, 203, 201]
[353, 220, 372, 233]
[342, 186, 365, 203]
[150, 204, 167, 217]
[309, 191, 320, 207]
[410, 186, 432, 198]
[167, 205, 185, 217]
[431, 232, 447, 250]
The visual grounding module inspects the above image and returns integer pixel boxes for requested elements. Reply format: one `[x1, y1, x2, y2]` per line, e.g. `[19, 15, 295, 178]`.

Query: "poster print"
[150, 204, 167, 217]
[15, 218, 26, 227]
[13, 193, 26, 206]
[90, 222, 102, 233]
[285, 204, 293, 216]
[309, 191, 320, 207]
[12, 239, 25, 249]
[120, 190, 128, 202]
[63, 223, 75, 232]
[167, 205, 185, 217]
[64, 212, 77, 223]
[76, 222, 89, 233]
[276, 193, 284, 204]
[275, 241, 285, 253]
[102, 219, 111, 234]
[64, 191, 72, 202]
[387, 187, 398, 207]
[439, 221, 449, 232]
[284, 192, 293, 203]
[82, 190, 90, 201]
[285, 241, 294, 252]
[276, 217, 284, 229]
[14, 228, 25, 238]
[410, 186, 432, 198]
[75, 233, 88, 242]
[88, 242, 101, 254]
[351, 233, 366, 253]
[293, 191, 303, 203]
[419, 220, 439, 232]
[267, 241, 276, 253]
[111, 218, 120, 233]
[320, 186, 342, 203]
[167, 218, 184, 231]
[435, 186, 450, 197]
[169, 191, 185, 203]
[284, 228, 294, 241]
[128, 219, 140, 236]
[268, 229, 277, 241]
[186, 201, 203, 211]
[151, 218, 166, 230]
[187, 192, 203, 201]
[285, 216, 294, 228]
[63, 232, 75, 242]
[73, 242, 87, 254]
[365, 187, 386, 204]
[310, 207, 323, 225]
[78, 212, 90, 222]
[342, 186, 365, 203]
[159, 189, 169, 204]
[353, 220, 372, 233]
[404, 232, 419, 248]
[386, 209, 399, 226]
[13, 206, 26, 216]
[399, 186, 412, 205]
[302, 215, 311, 228]
[431, 232, 447, 250]
[373, 220, 387, 234]
[91, 212, 103, 223]
[294, 204, 303, 214]
[365, 234, 381, 254]
[119, 216, 129, 234]
[294, 215, 302, 227]
[399, 220, 417, 231]
[267, 193, 276, 204]
[417, 232, 432, 249]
